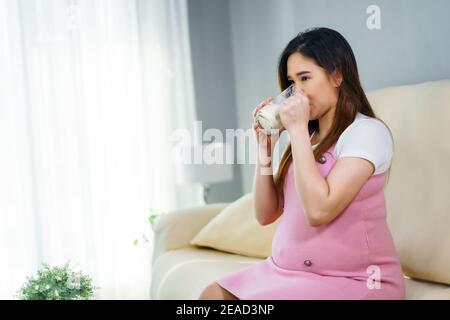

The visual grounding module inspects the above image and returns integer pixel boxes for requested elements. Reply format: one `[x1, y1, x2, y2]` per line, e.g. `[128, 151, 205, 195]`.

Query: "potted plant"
[17, 261, 98, 300]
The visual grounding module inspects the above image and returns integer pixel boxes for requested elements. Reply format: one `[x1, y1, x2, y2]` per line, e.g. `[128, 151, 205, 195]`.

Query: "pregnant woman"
[199, 27, 405, 300]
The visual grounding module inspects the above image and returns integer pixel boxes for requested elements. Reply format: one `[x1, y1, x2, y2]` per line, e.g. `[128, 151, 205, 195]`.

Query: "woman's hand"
[279, 91, 310, 133]
[252, 97, 286, 167]
[252, 97, 285, 151]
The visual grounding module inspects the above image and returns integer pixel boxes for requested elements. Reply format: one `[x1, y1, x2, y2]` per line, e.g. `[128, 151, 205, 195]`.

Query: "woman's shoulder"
[337, 112, 392, 145]
[347, 112, 388, 130]
[332, 112, 393, 175]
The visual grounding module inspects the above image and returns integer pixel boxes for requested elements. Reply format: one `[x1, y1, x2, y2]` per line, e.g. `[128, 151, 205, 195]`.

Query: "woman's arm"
[289, 125, 374, 226]
[253, 145, 283, 226]
[251, 97, 284, 226]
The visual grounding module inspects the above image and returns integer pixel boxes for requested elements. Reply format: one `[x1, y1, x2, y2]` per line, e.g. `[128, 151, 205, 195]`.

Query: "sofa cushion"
[151, 247, 262, 299]
[367, 80, 450, 285]
[404, 277, 450, 300]
[190, 193, 279, 259]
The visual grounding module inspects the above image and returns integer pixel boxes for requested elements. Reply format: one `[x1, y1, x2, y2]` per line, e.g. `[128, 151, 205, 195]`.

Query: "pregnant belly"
[271, 217, 370, 275]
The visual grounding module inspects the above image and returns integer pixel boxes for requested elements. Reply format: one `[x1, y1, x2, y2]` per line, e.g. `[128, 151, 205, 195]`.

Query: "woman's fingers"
[253, 97, 274, 118]
[253, 104, 264, 118]
[252, 122, 261, 136]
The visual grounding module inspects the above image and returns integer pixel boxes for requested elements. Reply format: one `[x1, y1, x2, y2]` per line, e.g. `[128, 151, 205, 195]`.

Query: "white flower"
[67, 275, 80, 283]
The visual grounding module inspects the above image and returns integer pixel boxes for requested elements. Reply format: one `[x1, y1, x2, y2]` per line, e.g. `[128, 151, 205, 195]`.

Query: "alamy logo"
[170, 121, 282, 176]
[366, 265, 382, 289]
[366, 5, 382, 30]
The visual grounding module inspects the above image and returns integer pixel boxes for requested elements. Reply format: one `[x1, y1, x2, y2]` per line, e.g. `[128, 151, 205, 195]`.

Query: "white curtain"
[0, 0, 201, 299]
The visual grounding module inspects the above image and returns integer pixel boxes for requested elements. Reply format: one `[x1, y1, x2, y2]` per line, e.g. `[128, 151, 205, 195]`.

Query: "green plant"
[17, 261, 98, 300]
[133, 208, 165, 246]
[148, 209, 162, 228]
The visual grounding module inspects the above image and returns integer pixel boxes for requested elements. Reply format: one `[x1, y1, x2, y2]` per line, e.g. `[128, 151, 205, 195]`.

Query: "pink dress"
[215, 143, 405, 300]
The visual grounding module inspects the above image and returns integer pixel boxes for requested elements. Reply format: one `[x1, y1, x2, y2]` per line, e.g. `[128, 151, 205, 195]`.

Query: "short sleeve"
[333, 119, 393, 175]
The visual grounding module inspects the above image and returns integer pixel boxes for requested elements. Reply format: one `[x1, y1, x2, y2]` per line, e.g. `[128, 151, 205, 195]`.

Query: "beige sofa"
[151, 80, 450, 300]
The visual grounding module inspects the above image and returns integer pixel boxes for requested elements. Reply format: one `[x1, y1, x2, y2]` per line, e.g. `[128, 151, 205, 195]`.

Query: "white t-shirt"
[312, 112, 393, 175]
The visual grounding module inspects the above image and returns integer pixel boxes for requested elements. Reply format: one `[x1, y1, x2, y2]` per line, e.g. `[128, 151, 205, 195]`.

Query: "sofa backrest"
[367, 79, 450, 285]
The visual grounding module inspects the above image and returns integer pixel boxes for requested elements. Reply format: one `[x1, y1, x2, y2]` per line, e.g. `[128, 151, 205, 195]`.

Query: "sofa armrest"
[151, 202, 229, 265]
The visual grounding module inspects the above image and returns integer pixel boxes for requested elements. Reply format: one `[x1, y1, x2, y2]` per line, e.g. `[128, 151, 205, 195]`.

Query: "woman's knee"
[199, 283, 223, 300]
[198, 283, 238, 300]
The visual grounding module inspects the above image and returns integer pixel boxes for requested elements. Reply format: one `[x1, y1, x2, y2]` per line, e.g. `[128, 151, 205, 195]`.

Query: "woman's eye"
[301, 76, 309, 81]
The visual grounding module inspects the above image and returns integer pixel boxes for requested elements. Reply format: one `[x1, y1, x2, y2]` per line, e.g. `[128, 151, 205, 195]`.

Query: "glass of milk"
[255, 84, 296, 135]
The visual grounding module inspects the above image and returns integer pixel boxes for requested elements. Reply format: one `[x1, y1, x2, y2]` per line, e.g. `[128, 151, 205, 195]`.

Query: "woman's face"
[286, 52, 342, 120]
